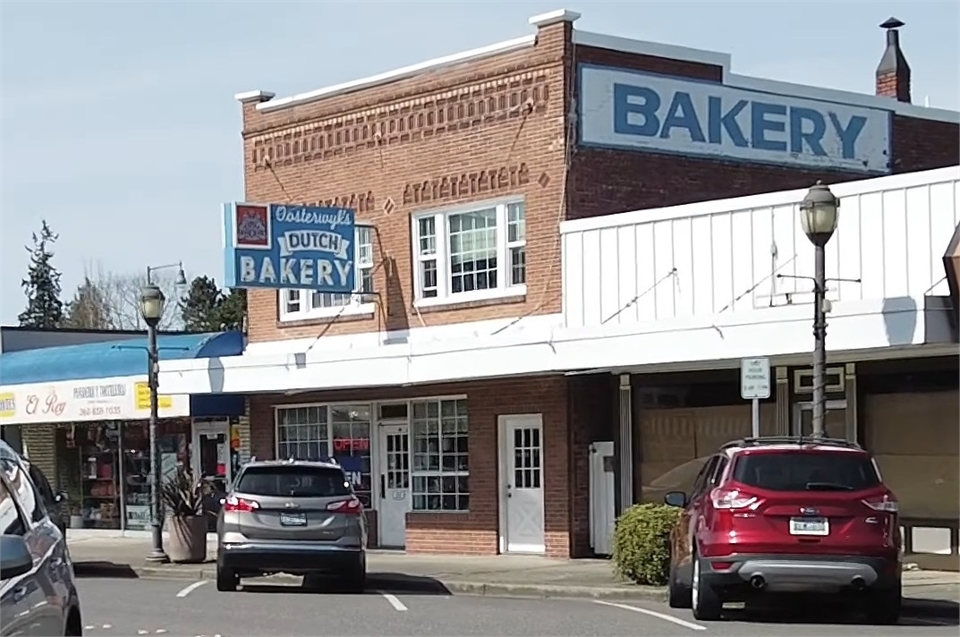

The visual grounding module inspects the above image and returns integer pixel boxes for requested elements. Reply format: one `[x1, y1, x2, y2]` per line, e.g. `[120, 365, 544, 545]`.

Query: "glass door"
[192, 419, 230, 532]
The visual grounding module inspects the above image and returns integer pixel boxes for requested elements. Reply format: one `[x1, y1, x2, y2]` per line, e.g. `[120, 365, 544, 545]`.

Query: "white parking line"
[594, 600, 707, 631]
[380, 592, 408, 611]
[176, 580, 209, 598]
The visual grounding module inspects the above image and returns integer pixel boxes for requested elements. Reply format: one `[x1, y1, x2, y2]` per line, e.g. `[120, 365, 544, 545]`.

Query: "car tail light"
[863, 493, 899, 513]
[223, 495, 260, 512]
[711, 487, 760, 510]
[327, 498, 363, 515]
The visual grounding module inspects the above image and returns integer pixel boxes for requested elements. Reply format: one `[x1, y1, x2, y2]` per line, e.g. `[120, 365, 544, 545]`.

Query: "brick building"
[159, 9, 959, 557]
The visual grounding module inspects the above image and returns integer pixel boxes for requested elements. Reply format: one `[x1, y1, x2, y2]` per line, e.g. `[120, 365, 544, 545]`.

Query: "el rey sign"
[578, 65, 892, 174]
[222, 203, 356, 293]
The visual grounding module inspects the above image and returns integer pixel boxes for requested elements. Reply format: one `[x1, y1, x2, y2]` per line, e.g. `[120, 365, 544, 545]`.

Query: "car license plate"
[789, 517, 829, 536]
[279, 512, 307, 526]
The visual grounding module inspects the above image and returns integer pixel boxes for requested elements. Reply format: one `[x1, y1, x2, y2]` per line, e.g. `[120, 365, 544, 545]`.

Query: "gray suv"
[215, 459, 367, 593]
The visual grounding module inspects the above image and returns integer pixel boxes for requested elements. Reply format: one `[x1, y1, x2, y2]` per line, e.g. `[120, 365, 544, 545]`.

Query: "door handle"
[12, 586, 28, 603]
[380, 475, 385, 498]
[506, 484, 512, 498]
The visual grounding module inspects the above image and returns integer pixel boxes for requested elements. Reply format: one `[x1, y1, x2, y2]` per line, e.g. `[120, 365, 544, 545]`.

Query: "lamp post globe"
[140, 284, 166, 326]
[799, 181, 840, 247]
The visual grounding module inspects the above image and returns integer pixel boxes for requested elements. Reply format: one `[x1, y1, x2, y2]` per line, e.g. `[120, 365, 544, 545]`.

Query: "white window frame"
[409, 397, 470, 513]
[411, 197, 527, 308]
[278, 226, 376, 321]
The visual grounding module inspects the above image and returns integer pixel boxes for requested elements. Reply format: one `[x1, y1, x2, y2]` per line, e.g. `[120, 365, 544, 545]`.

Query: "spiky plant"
[159, 467, 204, 518]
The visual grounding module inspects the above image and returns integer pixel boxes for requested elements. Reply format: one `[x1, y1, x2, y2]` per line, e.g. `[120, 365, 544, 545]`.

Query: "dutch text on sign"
[578, 66, 891, 173]
[134, 382, 173, 411]
[223, 203, 357, 293]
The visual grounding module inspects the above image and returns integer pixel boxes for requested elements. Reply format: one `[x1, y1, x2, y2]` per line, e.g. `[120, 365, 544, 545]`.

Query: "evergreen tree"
[18, 220, 64, 328]
[216, 288, 247, 331]
[63, 277, 113, 329]
[180, 276, 224, 332]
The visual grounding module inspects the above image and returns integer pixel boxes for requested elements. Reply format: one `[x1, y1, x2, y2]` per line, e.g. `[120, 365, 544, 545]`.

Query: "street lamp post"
[799, 181, 840, 440]
[139, 284, 169, 563]
[146, 261, 187, 287]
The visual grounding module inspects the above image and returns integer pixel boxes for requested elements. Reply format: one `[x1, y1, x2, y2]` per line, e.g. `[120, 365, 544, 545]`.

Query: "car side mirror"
[0, 535, 33, 580]
[664, 491, 688, 508]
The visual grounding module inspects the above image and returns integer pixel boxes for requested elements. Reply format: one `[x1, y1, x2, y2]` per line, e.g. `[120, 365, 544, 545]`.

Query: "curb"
[72, 562, 665, 601]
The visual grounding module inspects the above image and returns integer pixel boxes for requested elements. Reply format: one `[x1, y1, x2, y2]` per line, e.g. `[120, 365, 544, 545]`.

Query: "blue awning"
[0, 331, 245, 386]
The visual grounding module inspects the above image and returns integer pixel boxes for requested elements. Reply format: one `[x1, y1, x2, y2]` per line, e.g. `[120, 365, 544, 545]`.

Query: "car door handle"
[12, 586, 28, 603]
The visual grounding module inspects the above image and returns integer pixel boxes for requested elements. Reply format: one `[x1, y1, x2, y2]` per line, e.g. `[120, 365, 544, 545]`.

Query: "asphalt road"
[74, 576, 959, 637]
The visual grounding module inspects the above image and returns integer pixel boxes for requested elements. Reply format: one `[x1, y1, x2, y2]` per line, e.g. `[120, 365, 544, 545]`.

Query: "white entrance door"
[499, 414, 545, 554]
[378, 424, 410, 548]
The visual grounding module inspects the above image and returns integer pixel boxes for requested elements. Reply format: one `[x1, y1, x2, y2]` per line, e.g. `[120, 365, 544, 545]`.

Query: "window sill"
[413, 286, 527, 311]
[278, 303, 376, 326]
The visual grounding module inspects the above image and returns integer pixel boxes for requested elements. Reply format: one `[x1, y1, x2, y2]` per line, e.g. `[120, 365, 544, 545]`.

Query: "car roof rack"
[721, 436, 864, 451]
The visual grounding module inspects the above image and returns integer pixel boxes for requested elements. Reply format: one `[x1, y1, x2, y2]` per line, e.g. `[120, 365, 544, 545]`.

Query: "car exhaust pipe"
[851, 576, 866, 591]
[750, 575, 766, 590]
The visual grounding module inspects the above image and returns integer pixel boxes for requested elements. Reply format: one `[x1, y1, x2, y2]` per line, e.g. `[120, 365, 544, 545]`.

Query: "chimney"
[876, 17, 911, 103]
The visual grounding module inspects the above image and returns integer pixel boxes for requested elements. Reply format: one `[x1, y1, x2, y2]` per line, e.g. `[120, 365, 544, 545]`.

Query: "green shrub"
[612, 503, 681, 586]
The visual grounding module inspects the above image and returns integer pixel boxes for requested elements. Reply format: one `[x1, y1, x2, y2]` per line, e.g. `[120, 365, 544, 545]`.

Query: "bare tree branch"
[78, 260, 184, 331]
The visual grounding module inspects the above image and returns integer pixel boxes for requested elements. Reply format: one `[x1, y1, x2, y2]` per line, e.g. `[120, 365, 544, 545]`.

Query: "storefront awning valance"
[0, 331, 244, 385]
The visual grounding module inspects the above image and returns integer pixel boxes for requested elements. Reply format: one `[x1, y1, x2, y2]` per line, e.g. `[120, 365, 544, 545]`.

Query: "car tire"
[865, 586, 901, 625]
[690, 551, 722, 621]
[667, 562, 692, 609]
[216, 566, 238, 592]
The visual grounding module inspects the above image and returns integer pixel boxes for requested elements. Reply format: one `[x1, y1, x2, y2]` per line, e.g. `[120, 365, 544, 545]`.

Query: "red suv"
[663, 436, 902, 624]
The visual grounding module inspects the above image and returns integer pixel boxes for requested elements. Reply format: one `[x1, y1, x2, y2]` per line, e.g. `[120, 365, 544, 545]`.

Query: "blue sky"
[1, 1, 957, 325]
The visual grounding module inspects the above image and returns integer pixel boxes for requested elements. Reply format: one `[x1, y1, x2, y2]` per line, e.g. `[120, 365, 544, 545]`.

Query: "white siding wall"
[562, 168, 960, 328]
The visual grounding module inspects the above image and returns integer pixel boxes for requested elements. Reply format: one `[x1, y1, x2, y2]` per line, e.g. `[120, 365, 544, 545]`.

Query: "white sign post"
[740, 357, 771, 438]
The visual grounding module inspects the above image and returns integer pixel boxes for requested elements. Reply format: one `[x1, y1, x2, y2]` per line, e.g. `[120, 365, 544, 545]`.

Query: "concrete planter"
[164, 515, 207, 563]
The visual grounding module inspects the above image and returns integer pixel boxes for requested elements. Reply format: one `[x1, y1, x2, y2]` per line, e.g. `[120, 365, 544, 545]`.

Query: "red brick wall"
[240, 22, 573, 344]
[568, 44, 959, 221]
[246, 375, 577, 557]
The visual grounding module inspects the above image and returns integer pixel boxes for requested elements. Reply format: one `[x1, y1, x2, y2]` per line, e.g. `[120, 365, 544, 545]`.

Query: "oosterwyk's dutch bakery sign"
[222, 203, 356, 293]
[578, 65, 892, 174]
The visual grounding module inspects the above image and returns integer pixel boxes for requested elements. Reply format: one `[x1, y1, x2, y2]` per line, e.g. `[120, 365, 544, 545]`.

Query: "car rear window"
[237, 466, 352, 498]
[732, 451, 881, 492]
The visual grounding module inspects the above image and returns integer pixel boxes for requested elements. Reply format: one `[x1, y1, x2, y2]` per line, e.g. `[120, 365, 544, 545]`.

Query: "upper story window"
[413, 198, 526, 307]
[279, 226, 375, 322]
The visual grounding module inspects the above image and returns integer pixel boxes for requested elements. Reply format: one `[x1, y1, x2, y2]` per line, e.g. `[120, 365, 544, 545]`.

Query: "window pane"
[418, 217, 436, 255]
[410, 399, 469, 512]
[732, 452, 881, 492]
[237, 466, 351, 497]
[510, 246, 526, 286]
[449, 210, 498, 294]
[277, 406, 328, 461]
[420, 259, 438, 298]
[507, 202, 525, 243]
[330, 405, 372, 506]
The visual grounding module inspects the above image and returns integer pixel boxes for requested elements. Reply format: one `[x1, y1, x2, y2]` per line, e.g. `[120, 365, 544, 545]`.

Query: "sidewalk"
[67, 536, 960, 613]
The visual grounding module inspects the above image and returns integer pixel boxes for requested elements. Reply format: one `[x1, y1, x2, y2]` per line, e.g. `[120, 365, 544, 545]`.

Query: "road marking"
[381, 592, 408, 611]
[176, 580, 209, 598]
[594, 600, 707, 631]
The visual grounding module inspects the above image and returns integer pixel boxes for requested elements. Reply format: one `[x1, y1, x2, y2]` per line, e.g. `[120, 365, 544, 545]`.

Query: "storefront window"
[330, 405, 372, 507]
[121, 421, 190, 530]
[275, 405, 373, 507]
[56, 423, 122, 530]
[411, 398, 469, 511]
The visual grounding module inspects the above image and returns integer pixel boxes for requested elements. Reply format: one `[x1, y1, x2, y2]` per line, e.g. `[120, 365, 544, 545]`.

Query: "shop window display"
[56, 424, 122, 529]
[122, 421, 189, 530]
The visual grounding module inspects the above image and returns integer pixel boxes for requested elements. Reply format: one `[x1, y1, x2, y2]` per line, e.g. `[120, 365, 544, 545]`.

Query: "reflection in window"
[411, 399, 469, 511]
[275, 405, 373, 507]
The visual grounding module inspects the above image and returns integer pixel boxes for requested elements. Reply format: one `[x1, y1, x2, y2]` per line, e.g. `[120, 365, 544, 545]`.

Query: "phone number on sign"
[79, 405, 122, 417]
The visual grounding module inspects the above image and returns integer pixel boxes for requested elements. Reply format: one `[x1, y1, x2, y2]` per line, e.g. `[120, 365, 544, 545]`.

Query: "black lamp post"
[799, 181, 840, 440]
[139, 284, 169, 563]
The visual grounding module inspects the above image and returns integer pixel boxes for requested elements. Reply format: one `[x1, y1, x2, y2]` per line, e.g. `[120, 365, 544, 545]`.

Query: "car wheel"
[690, 551, 722, 621]
[667, 562, 692, 609]
[216, 566, 238, 592]
[865, 586, 901, 625]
